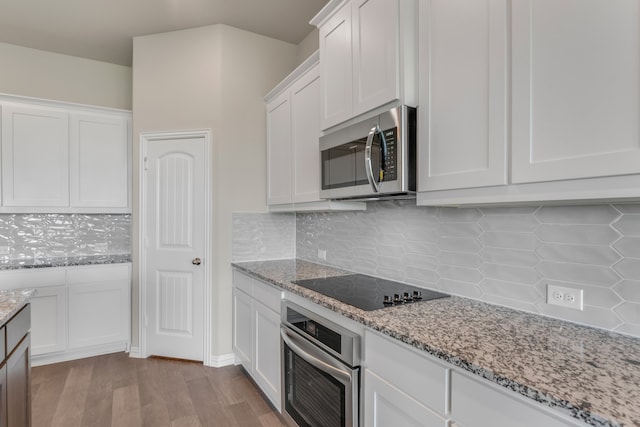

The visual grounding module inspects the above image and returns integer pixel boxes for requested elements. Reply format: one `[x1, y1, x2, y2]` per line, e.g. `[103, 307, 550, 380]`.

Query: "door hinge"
[143, 156, 148, 171]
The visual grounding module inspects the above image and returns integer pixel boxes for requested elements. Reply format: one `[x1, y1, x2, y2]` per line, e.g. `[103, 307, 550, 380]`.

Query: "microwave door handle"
[365, 125, 381, 193]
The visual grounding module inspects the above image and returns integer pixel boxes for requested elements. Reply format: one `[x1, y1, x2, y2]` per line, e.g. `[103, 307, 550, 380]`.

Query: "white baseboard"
[128, 346, 144, 358]
[206, 352, 236, 368]
[31, 342, 128, 367]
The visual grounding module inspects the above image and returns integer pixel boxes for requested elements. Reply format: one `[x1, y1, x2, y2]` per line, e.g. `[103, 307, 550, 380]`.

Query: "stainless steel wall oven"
[280, 301, 360, 427]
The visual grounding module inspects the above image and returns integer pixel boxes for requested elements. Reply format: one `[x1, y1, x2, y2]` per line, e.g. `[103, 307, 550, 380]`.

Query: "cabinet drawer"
[450, 370, 582, 427]
[233, 270, 254, 296]
[252, 281, 282, 313]
[0, 269, 66, 289]
[6, 304, 30, 353]
[67, 263, 130, 284]
[365, 330, 448, 413]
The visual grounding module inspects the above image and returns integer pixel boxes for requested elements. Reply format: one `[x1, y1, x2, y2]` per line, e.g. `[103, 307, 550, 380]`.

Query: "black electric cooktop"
[294, 274, 449, 311]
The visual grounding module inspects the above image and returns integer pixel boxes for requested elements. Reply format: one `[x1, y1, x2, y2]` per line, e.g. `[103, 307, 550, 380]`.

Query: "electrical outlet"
[547, 284, 584, 311]
[317, 249, 327, 260]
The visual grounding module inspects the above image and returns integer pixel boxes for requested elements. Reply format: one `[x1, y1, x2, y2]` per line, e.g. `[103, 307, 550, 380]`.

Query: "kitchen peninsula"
[233, 259, 640, 427]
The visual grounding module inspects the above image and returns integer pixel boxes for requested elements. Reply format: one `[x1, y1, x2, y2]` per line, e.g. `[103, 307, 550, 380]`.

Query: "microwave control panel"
[381, 127, 397, 182]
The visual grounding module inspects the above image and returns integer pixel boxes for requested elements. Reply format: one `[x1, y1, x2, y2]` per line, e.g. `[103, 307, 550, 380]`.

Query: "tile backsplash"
[0, 213, 131, 263]
[232, 212, 295, 262]
[295, 201, 640, 338]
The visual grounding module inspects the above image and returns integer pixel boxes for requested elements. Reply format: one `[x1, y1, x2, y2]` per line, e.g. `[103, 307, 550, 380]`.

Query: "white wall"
[0, 42, 132, 110]
[132, 24, 298, 359]
[296, 28, 319, 65]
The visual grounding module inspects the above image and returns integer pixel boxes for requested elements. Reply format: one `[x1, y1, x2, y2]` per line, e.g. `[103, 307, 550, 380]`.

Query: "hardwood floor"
[31, 352, 288, 427]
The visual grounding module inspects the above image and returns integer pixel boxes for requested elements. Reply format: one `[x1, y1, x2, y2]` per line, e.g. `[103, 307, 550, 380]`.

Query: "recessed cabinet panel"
[266, 92, 293, 205]
[68, 280, 129, 348]
[30, 285, 67, 356]
[419, 0, 508, 191]
[364, 370, 448, 427]
[320, 3, 353, 130]
[232, 288, 253, 369]
[352, 0, 399, 116]
[70, 113, 129, 208]
[1, 104, 69, 206]
[512, 0, 640, 183]
[291, 65, 321, 203]
[253, 301, 281, 410]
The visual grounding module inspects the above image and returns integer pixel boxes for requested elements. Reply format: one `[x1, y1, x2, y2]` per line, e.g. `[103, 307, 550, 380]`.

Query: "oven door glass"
[284, 343, 346, 427]
[281, 327, 358, 427]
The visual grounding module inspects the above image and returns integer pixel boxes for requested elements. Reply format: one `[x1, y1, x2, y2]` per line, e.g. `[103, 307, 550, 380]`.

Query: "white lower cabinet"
[364, 369, 448, 427]
[67, 265, 129, 349]
[449, 371, 585, 427]
[232, 270, 283, 411]
[364, 330, 587, 427]
[364, 330, 450, 426]
[0, 263, 131, 365]
[30, 285, 66, 356]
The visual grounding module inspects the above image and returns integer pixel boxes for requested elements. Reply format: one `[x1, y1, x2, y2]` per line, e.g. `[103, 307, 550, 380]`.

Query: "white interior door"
[144, 135, 207, 361]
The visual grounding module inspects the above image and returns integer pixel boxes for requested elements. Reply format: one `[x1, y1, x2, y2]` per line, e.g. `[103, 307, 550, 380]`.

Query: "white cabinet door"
[67, 281, 129, 349]
[70, 113, 130, 208]
[266, 91, 293, 205]
[253, 300, 282, 412]
[1, 104, 69, 207]
[419, 0, 508, 192]
[352, 0, 399, 116]
[364, 369, 449, 427]
[30, 285, 67, 356]
[232, 287, 253, 370]
[319, 2, 353, 130]
[291, 63, 321, 204]
[511, 0, 640, 183]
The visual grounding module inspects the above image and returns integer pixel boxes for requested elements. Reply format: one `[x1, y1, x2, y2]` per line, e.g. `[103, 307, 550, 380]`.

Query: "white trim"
[139, 129, 213, 365]
[128, 346, 143, 359]
[0, 92, 131, 114]
[32, 343, 128, 367]
[208, 353, 236, 368]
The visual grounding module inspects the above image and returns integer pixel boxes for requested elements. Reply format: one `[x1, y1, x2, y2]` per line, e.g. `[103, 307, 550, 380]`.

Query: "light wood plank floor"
[31, 352, 288, 427]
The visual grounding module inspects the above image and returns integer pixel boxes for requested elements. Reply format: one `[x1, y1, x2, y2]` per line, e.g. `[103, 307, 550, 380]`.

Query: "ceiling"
[0, 0, 329, 66]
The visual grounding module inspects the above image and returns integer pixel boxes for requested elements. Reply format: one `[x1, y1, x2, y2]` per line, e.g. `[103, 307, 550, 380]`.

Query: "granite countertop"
[0, 254, 132, 271]
[0, 288, 36, 327]
[232, 259, 640, 427]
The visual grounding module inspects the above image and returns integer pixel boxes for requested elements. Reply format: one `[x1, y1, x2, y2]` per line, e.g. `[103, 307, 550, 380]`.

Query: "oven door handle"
[281, 326, 353, 384]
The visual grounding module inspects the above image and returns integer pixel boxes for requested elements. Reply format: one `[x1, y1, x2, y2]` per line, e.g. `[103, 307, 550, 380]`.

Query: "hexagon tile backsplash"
[294, 201, 640, 338]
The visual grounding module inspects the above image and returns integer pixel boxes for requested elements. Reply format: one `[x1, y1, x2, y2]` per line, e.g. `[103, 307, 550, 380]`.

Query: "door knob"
[192, 258, 202, 265]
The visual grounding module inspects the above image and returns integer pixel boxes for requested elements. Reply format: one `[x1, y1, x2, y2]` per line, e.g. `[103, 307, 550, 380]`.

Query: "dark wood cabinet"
[1, 304, 31, 427]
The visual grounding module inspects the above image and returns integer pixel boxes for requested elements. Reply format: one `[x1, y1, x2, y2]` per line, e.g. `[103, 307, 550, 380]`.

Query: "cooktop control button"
[413, 291, 422, 300]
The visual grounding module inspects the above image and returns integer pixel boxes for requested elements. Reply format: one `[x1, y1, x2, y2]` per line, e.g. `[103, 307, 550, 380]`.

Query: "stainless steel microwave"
[320, 106, 416, 200]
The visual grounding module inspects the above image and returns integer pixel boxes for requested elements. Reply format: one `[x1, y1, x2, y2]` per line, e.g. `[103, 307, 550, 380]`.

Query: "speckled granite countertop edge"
[0, 288, 36, 327]
[0, 254, 132, 271]
[232, 260, 638, 427]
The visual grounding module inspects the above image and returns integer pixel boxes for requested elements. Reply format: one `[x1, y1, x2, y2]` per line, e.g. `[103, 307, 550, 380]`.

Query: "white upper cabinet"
[1, 103, 70, 207]
[70, 113, 130, 208]
[418, 0, 508, 192]
[318, 2, 353, 130]
[511, 0, 640, 184]
[266, 88, 294, 206]
[265, 53, 365, 212]
[418, 0, 640, 205]
[313, 0, 417, 130]
[291, 65, 322, 203]
[0, 96, 131, 213]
